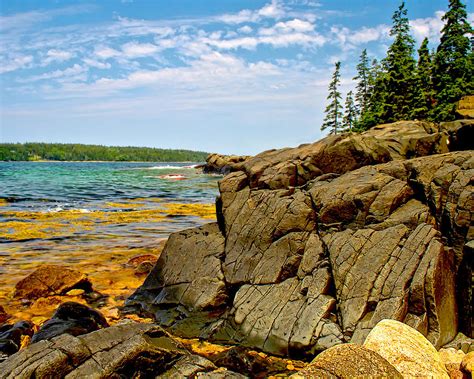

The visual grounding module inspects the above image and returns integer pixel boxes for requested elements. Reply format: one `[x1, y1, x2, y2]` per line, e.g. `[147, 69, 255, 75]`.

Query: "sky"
[0, 0, 472, 154]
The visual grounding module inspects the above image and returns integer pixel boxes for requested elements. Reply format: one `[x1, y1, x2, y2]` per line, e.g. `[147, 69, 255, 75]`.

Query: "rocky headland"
[1, 119, 473, 378]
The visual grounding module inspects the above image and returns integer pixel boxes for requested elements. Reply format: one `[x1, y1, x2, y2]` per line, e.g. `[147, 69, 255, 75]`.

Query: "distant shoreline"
[0, 160, 203, 163]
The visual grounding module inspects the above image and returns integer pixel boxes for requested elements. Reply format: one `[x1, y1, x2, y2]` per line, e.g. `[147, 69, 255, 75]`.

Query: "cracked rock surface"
[128, 120, 474, 356]
[0, 322, 220, 379]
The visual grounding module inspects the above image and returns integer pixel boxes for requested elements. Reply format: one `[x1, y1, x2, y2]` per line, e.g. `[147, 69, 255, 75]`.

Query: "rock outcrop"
[203, 153, 251, 175]
[128, 120, 474, 356]
[457, 95, 474, 119]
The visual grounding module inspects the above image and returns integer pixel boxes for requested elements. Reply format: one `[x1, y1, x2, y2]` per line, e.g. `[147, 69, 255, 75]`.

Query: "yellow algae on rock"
[161, 203, 216, 219]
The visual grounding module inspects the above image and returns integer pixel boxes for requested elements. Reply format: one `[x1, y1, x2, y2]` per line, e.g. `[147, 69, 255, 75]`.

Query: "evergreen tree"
[353, 49, 371, 116]
[342, 91, 357, 131]
[359, 58, 385, 130]
[432, 0, 474, 121]
[379, 1, 418, 122]
[321, 62, 343, 134]
[412, 37, 435, 119]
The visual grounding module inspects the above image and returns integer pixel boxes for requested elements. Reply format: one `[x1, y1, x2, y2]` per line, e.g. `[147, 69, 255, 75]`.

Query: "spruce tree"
[342, 91, 357, 132]
[412, 38, 435, 120]
[379, 1, 417, 122]
[432, 0, 474, 121]
[353, 49, 371, 117]
[321, 62, 343, 134]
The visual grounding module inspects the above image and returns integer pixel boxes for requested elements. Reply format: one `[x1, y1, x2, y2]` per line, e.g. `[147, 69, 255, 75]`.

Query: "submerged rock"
[14, 265, 92, 301]
[128, 120, 474, 356]
[363, 319, 449, 378]
[31, 302, 109, 343]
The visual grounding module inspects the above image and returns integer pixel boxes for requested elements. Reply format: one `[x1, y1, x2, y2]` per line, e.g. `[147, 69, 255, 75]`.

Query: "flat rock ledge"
[127, 120, 474, 357]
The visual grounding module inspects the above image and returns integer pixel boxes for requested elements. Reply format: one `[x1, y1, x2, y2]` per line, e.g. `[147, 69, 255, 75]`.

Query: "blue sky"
[1, 0, 472, 154]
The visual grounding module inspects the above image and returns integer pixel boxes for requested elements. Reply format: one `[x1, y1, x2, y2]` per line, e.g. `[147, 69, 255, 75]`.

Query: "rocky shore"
[1, 119, 473, 378]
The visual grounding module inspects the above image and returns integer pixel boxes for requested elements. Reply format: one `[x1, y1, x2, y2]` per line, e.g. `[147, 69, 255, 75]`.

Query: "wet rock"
[127, 223, 227, 335]
[364, 319, 449, 378]
[31, 302, 109, 343]
[0, 321, 34, 362]
[126, 253, 158, 268]
[0, 322, 210, 378]
[14, 265, 92, 301]
[291, 344, 401, 378]
[0, 305, 9, 324]
[196, 368, 249, 378]
[134, 260, 155, 275]
[203, 154, 251, 175]
[461, 351, 474, 375]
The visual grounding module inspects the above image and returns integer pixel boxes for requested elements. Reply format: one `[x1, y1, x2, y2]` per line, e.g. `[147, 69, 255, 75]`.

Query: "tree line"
[321, 0, 473, 134]
[0, 143, 209, 162]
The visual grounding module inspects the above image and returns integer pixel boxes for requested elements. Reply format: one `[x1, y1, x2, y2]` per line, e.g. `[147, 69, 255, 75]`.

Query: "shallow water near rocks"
[0, 161, 220, 322]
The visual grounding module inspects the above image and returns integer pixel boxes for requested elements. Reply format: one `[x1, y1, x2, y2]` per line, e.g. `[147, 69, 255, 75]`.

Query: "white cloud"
[83, 58, 111, 69]
[19, 64, 87, 82]
[217, 0, 285, 24]
[410, 11, 445, 43]
[122, 42, 160, 57]
[94, 46, 121, 59]
[41, 49, 74, 66]
[0, 55, 33, 74]
[259, 18, 314, 35]
[238, 25, 253, 34]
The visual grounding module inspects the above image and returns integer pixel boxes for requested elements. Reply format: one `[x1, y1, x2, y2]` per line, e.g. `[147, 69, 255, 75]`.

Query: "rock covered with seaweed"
[127, 120, 474, 357]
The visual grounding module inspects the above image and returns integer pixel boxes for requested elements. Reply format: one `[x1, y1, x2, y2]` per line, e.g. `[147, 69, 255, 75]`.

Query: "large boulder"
[363, 319, 449, 378]
[128, 121, 474, 356]
[291, 344, 401, 378]
[14, 265, 92, 301]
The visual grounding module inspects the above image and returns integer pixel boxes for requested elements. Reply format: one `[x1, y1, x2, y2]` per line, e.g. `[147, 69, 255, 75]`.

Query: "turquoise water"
[0, 162, 220, 298]
[0, 161, 219, 211]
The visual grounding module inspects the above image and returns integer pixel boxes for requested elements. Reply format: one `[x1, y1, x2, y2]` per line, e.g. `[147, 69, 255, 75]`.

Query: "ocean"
[0, 161, 220, 315]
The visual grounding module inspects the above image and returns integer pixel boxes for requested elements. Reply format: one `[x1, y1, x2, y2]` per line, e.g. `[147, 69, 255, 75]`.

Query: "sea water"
[0, 161, 220, 304]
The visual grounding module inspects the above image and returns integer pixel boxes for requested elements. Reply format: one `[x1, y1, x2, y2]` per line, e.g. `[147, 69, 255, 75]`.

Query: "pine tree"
[432, 0, 474, 121]
[342, 91, 357, 132]
[379, 1, 418, 122]
[412, 38, 435, 119]
[353, 49, 371, 116]
[321, 62, 343, 134]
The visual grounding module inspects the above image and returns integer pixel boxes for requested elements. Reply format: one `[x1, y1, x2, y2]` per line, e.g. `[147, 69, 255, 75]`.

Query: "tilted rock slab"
[128, 120, 474, 356]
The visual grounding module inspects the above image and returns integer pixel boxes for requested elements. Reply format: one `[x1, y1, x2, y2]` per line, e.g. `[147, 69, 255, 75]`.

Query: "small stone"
[286, 364, 295, 371]
[66, 289, 85, 296]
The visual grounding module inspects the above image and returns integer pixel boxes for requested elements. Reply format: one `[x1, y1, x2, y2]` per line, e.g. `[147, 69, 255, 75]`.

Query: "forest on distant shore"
[0, 143, 209, 162]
